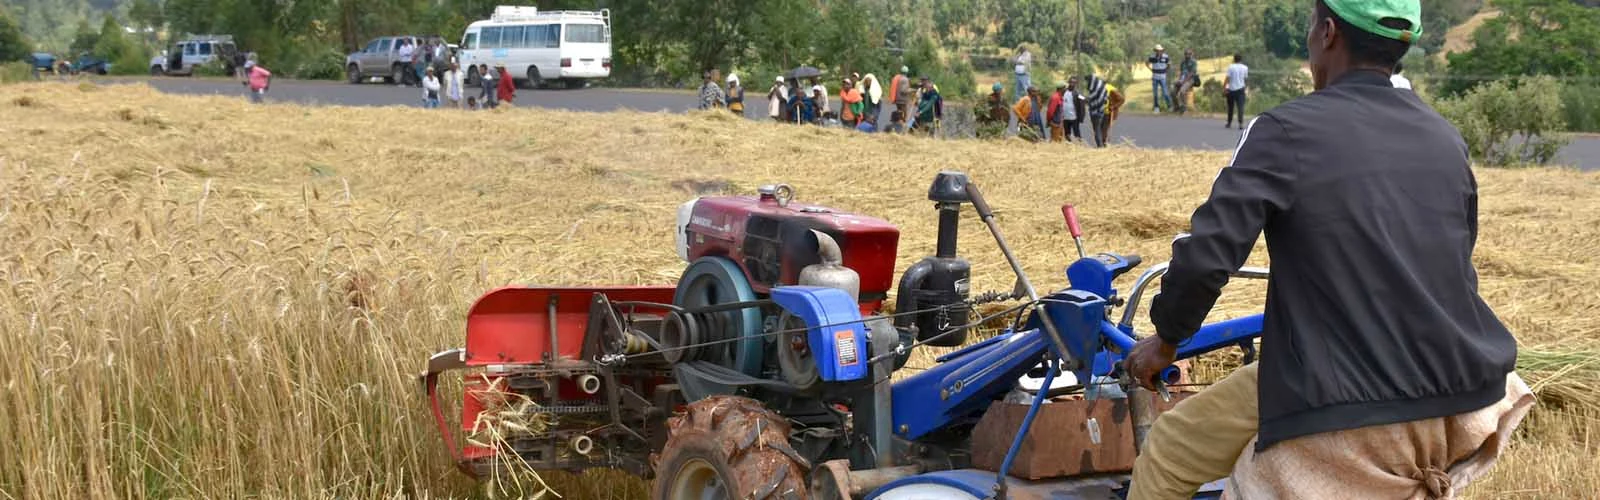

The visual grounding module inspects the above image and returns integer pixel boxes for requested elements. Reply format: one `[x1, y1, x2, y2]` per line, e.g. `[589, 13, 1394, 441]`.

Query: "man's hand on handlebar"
[1126, 336, 1178, 391]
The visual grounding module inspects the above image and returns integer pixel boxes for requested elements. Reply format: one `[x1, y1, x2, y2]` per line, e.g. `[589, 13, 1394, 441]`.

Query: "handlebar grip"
[1061, 204, 1083, 238]
[965, 182, 994, 219]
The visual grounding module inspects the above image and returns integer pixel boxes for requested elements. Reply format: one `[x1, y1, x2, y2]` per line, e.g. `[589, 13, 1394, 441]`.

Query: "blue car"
[71, 53, 112, 75]
[28, 52, 56, 71]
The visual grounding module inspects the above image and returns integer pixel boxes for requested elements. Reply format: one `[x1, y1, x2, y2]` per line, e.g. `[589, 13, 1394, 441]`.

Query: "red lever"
[1061, 204, 1083, 238]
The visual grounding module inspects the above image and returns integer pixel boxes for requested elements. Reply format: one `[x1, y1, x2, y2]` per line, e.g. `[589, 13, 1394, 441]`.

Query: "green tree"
[1443, 0, 1600, 96]
[1261, 0, 1310, 59]
[69, 19, 99, 54]
[128, 0, 165, 34]
[93, 14, 129, 61]
[0, 8, 30, 62]
[1436, 76, 1569, 166]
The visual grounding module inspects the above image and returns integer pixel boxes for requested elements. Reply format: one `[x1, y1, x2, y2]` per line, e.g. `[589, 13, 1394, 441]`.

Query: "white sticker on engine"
[834, 330, 859, 366]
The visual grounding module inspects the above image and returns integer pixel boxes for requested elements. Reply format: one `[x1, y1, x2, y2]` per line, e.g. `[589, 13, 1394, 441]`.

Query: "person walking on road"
[1083, 74, 1109, 147]
[699, 70, 726, 110]
[1125, 1, 1529, 498]
[243, 60, 271, 104]
[1148, 44, 1173, 113]
[495, 63, 517, 107]
[726, 73, 746, 116]
[1225, 53, 1250, 128]
[1013, 47, 1033, 101]
[422, 67, 441, 109]
[444, 62, 464, 109]
[479, 63, 498, 109]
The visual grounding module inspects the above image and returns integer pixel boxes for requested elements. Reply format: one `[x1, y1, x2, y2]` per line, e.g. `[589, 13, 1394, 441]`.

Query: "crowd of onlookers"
[696, 66, 945, 135]
[415, 62, 519, 110]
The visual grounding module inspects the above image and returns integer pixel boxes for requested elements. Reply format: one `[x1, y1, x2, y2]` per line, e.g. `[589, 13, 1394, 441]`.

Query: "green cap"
[1324, 0, 1423, 43]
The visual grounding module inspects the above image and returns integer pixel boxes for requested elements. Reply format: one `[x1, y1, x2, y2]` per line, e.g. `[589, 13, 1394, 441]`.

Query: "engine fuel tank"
[678, 188, 899, 310]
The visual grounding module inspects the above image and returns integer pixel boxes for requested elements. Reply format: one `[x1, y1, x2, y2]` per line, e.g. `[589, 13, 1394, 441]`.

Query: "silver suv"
[150, 36, 239, 76]
[346, 35, 453, 84]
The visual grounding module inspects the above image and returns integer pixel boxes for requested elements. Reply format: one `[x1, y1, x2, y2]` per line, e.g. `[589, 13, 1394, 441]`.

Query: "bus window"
[564, 24, 604, 44]
[482, 27, 501, 49]
[544, 25, 561, 48]
[510, 25, 529, 48]
[463, 33, 477, 50]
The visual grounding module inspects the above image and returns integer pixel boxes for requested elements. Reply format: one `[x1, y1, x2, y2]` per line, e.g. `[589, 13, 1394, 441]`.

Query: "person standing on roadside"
[768, 76, 789, 122]
[243, 60, 271, 104]
[1391, 61, 1412, 89]
[397, 39, 415, 87]
[810, 78, 829, 117]
[1083, 73, 1109, 147]
[889, 66, 913, 132]
[444, 62, 464, 109]
[861, 73, 883, 123]
[1013, 47, 1033, 100]
[840, 78, 864, 125]
[1012, 86, 1046, 142]
[726, 74, 745, 116]
[1225, 53, 1250, 128]
[699, 70, 726, 110]
[422, 67, 441, 109]
[1047, 82, 1068, 142]
[915, 76, 942, 136]
[1065, 77, 1085, 142]
[1125, 1, 1528, 498]
[1148, 44, 1172, 113]
[495, 63, 517, 106]
[411, 39, 426, 86]
[479, 63, 498, 108]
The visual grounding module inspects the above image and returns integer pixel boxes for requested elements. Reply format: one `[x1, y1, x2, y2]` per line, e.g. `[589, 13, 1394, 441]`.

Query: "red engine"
[676, 185, 900, 311]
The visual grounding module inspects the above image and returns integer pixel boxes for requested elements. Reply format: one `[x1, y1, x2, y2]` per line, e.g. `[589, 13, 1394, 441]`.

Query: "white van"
[458, 6, 612, 88]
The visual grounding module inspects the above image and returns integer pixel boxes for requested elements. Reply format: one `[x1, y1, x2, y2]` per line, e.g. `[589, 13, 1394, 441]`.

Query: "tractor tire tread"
[651, 395, 810, 500]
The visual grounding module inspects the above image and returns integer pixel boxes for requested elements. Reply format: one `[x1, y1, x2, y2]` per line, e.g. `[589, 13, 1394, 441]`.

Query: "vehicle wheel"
[466, 66, 480, 86]
[524, 66, 542, 90]
[96, 68, 107, 76]
[150, 66, 162, 76]
[391, 64, 405, 85]
[347, 64, 361, 84]
[652, 395, 809, 500]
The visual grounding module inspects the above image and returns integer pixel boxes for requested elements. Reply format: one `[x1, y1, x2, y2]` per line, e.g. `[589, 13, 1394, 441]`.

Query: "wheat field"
[1, 82, 1597, 499]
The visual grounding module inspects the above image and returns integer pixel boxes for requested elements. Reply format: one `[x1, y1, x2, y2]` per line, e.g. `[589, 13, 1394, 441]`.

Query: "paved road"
[135, 77, 1600, 171]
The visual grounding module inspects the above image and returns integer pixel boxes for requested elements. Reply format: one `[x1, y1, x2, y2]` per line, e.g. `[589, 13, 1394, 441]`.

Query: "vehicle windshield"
[564, 24, 606, 44]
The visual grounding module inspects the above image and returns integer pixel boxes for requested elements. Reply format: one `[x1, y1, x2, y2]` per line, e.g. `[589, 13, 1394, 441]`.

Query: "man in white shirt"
[1391, 61, 1412, 89]
[1014, 47, 1033, 99]
[396, 40, 415, 87]
[1224, 53, 1249, 128]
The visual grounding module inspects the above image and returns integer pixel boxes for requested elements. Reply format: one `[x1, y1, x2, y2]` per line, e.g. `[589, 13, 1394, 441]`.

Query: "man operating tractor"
[1124, 0, 1534, 498]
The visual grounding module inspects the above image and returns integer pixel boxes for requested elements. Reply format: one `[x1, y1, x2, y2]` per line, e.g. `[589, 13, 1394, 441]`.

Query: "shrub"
[1560, 82, 1600, 133]
[194, 59, 232, 78]
[0, 61, 33, 83]
[1435, 76, 1569, 167]
[109, 44, 152, 76]
[284, 45, 345, 81]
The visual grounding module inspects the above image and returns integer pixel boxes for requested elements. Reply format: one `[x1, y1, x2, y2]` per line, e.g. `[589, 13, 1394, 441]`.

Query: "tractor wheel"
[652, 395, 809, 500]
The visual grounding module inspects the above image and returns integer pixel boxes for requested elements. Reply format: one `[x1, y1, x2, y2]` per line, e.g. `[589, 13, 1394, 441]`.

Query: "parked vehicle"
[71, 53, 112, 75]
[150, 35, 240, 76]
[346, 35, 427, 84]
[28, 52, 56, 72]
[457, 5, 611, 88]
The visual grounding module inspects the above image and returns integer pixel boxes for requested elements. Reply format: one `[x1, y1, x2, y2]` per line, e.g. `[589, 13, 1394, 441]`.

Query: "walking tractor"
[420, 172, 1269, 499]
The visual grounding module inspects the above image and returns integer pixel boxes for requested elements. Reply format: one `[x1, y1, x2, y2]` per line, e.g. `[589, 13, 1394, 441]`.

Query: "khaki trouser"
[1129, 364, 1534, 500]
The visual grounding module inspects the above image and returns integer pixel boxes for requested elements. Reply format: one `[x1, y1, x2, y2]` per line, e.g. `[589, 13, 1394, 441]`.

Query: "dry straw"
[0, 82, 1597, 499]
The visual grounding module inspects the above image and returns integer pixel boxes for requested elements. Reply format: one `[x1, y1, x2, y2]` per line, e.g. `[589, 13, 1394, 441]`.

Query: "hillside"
[2, 0, 127, 49]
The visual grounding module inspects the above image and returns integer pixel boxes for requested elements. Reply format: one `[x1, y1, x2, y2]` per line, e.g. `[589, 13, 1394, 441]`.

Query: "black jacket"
[1149, 70, 1517, 451]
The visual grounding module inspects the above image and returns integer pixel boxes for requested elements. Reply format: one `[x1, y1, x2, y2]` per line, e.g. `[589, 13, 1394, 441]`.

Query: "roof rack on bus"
[490, 5, 610, 25]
